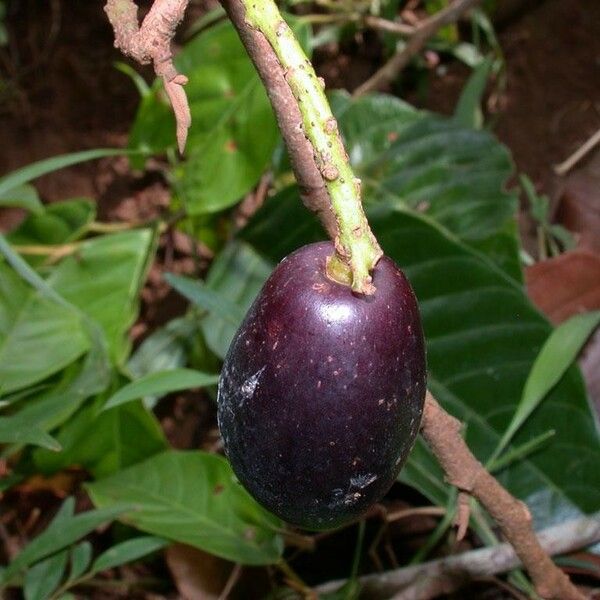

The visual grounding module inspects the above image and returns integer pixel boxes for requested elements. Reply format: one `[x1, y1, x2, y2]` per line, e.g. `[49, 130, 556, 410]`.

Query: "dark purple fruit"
[217, 241, 426, 530]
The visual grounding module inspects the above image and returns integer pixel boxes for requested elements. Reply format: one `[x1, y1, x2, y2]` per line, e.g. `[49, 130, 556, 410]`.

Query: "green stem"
[243, 0, 382, 294]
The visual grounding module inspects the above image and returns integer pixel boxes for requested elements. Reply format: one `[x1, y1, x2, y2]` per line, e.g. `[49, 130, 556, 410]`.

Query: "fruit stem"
[242, 0, 383, 294]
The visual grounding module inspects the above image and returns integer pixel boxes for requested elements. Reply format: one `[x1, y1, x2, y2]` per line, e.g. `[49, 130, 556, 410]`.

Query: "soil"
[0, 0, 599, 598]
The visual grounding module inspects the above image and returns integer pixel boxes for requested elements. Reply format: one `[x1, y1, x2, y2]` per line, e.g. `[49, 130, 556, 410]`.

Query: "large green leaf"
[47, 229, 156, 365]
[0, 229, 154, 392]
[0, 262, 88, 394]
[333, 93, 520, 278]
[87, 451, 284, 565]
[1, 343, 110, 448]
[199, 189, 600, 529]
[129, 21, 280, 214]
[374, 210, 599, 525]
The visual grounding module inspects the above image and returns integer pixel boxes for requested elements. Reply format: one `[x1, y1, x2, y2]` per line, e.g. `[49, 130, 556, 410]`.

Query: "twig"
[354, 0, 481, 96]
[104, 0, 191, 152]
[418, 392, 585, 600]
[217, 563, 242, 600]
[316, 511, 600, 599]
[12, 243, 80, 264]
[554, 127, 600, 175]
[363, 15, 415, 36]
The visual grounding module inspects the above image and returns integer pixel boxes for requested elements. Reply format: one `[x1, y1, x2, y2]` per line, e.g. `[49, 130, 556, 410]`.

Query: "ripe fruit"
[218, 242, 426, 529]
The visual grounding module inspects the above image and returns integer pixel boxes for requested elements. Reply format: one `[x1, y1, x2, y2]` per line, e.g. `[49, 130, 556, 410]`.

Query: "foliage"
[521, 174, 576, 260]
[0, 9, 598, 599]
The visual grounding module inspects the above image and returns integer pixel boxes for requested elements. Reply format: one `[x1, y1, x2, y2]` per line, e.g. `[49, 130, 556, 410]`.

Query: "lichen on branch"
[104, 0, 191, 153]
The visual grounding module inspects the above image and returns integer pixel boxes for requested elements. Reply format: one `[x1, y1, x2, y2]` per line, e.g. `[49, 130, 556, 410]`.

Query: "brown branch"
[363, 15, 416, 36]
[220, 0, 339, 240]
[316, 511, 600, 599]
[104, 0, 191, 152]
[419, 392, 585, 600]
[354, 0, 482, 97]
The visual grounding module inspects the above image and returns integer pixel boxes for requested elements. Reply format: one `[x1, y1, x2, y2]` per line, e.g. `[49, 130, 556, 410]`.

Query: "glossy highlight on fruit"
[217, 242, 426, 529]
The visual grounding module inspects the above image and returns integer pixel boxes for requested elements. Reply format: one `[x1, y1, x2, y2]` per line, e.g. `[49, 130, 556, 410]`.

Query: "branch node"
[104, 0, 191, 153]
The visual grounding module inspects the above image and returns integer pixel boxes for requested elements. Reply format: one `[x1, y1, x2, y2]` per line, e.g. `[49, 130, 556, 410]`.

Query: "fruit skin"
[218, 241, 426, 530]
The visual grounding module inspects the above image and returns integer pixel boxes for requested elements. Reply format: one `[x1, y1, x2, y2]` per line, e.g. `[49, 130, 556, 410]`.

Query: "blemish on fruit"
[350, 473, 377, 489]
[240, 366, 266, 401]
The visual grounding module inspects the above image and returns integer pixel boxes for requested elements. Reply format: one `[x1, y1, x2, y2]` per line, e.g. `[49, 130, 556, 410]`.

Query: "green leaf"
[0, 184, 43, 213]
[520, 174, 548, 224]
[0, 420, 61, 450]
[3, 343, 111, 450]
[1, 501, 127, 585]
[165, 273, 246, 325]
[333, 92, 520, 276]
[33, 400, 167, 478]
[208, 192, 600, 529]
[453, 56, 494, 129]
[23, 549, 68, 600]
[185, 5, 226, 38]
[490, 430, 556, 473]
[48, 229, 157, 365]
[0, 384, 52, 408]
[103, 368, 219, 411]
[200, 241, 273, 358]
[67, 541, 92, 582]
[0, 149, 130, 198]
[0, 260, 89, 394]
[372, 210, 599, 525]
[0, 228, 150, 397]
[127, 316, 197, 379]
[87, 451, 284, 565]
[114, 61, 151, 98]
[7, 199, 96, 246]
[492, 311, 600, 461]
[451, 42, 485, 67]
[91, 536, 168, 574]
